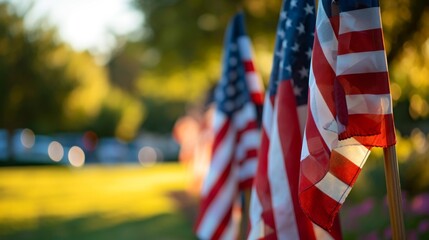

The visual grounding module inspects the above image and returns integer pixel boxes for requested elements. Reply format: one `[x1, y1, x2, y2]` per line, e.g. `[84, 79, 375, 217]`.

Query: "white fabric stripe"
[213, 110, 227, 133]
[245, 72, 263, 93]
[315, 172, 351, 204]
[339, 7, 381, 34]
[262, 94, 274, 135]
[335, 137, 370, 167]
[308, 71, 338, 151]
[219, 215, 237, 240]
[300, 130, 310, 160]
[336, 51, 387, 75]
[313, 223, 335, 240]
[238, 36, 253, 60]
[197, 172, 238, 239]
[306, 70, 372, 170]
[315, 2, 337, 72]
[239, 158, 258, 181]
[346, 94, 392, 114]
[268, 104, 300, 240]
[248, 187, 264, 239]
[233, 103, 255, 129]
[201, 125, 235, 196]
[235, 130, 259, 161]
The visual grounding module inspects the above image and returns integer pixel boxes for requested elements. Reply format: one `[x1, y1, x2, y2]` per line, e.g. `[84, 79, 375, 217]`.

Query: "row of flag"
[195, 0, 396, 239]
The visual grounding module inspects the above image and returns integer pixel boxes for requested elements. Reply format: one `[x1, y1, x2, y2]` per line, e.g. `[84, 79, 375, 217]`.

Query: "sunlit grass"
[0, 163, 195, 239]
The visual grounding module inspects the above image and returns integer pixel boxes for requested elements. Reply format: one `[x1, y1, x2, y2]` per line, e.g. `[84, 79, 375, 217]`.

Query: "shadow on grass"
[0, 190, 200, 240]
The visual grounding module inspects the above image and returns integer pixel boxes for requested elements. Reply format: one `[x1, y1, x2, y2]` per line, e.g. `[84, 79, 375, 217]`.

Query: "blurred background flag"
[299, 0, 397, 231]
[194, 11, 264, 240]
[248, 0, 342, 239]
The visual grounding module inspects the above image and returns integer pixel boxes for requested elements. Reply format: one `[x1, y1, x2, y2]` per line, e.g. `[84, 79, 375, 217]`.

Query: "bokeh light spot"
[83, 131, 98, 151]
[390, 82, 402, 101]
[197, 14, 218, 31]
[138, 146, 157, 166]
[48, 141, 64, 162]
[68, 146, 85, 167]
[20, 128, 35, 149]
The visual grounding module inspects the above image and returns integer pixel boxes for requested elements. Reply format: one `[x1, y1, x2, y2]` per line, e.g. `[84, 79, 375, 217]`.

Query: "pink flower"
[384, 227, 392, 239]
[411, 193, 429, 215]
[348, 198, 375, 219]
[418, 220, 429, 233]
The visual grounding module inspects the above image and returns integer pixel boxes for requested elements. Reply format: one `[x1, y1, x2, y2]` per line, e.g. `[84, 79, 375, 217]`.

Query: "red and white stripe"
[238, 36, 264, 106]
[248, 80, 342, 240]
[299, 4, 396, 231]
[195, 35, 264, 240]
[195, 102, 261, 240]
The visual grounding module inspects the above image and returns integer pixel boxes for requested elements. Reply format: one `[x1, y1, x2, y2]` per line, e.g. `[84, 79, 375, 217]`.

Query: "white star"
[282, 39, 288, 49]
[293, 85, 302, 96]
[290, 0, 297, 8]
[296, 23, 305, 35]
[304, 3, 314, 15]
[279, 60, 284, 69]
[286, 19, 292, 28]
[299, 66, 309, 78]
[291, 42, 300, 52]
[216, 88, 224, 100]
[306, 48, 312, 59]
[280, 11, 287, 20]
[285, 64, 292, 72]
[278, 29, 285, 38]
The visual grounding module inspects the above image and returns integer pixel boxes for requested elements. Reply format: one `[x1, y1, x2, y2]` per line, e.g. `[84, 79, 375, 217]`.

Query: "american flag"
[299, 0, 396, 231]
[248, 0, 342, 239]
[194, 12, 264, 240]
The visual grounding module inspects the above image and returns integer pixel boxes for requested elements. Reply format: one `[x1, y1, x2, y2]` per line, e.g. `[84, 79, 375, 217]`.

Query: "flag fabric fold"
[248, 0, 342, 239]
[194, 12, 264, 240]
[299, 0, 397, 231]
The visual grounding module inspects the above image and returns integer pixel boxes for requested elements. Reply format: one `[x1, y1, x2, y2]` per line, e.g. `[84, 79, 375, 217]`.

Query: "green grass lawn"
[1, 161, 428, 239]
[0, 163, 198, 240]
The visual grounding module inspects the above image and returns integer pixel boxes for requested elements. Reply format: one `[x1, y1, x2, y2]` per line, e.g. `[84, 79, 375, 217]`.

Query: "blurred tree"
[131, 0, 280, 133]
[132, 0, 280, 100]
[0, 3, 77, 160]
[92, 87, 145, 141]
[381, 0, 429, 135]
[107, 41, 142, 94]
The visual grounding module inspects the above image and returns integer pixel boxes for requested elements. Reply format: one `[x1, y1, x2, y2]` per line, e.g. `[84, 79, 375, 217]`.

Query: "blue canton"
[215, 12, 250, 116]
[268, 0, 315, 106]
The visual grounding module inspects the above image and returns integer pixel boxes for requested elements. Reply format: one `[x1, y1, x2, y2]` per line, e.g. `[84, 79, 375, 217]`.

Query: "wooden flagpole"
[383, 145, 406, 239]
[239, 189, 251, 239]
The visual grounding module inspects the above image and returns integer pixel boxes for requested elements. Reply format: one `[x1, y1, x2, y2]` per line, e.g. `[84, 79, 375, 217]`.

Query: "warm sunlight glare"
[0, 164, 191, 236]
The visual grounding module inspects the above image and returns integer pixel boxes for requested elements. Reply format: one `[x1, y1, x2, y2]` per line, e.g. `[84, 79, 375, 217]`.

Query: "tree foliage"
[0, 3, 76, 133]
[132, 0, 280, 100]
[380, 0, 429, 135]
